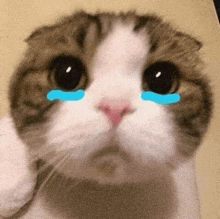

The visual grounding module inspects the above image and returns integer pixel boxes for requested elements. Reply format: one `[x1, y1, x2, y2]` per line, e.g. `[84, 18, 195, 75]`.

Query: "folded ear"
[0, 115, 37, 217]
[25, 25, 56, 44]
[175, 31, 203, 51]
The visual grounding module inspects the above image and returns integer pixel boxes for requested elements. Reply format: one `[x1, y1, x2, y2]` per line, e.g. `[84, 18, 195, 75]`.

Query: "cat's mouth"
[89, 145, 131, 179]
[92, 155, 123, 177]
[91, 145, 130, 162]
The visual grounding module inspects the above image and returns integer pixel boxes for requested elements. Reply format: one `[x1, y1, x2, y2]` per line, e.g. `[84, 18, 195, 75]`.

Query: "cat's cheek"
[118, 102, 177, 162]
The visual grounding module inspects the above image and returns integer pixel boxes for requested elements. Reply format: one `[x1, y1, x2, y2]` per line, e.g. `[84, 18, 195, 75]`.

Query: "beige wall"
[0, 0, 220, 218]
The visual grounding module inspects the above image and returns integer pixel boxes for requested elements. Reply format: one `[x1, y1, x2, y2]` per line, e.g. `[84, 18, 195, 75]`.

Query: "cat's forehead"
[91, 21, 149, 78]
[24, 11, 203, 82]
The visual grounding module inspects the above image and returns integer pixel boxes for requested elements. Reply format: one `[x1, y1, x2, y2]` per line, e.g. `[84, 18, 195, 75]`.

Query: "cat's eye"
[143, 62, 180, 94]
[51, 56, 86, 90]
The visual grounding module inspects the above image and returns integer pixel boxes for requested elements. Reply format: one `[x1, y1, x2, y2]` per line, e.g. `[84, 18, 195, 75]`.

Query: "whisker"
[30, 142, 71, 161]
[57, 153, 81, 192]
[36, 152, 67, 175]
[45, 154, 74, 186]
[35, 153, 72, 197]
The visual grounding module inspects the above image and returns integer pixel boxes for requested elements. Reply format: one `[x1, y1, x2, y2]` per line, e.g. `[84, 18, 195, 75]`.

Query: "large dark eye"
[51, 56, 86, 90]
[143, 62, 179, 94]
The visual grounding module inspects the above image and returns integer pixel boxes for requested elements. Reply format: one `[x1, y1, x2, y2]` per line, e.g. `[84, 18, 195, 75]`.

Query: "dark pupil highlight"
[52, 56, 85, 90]
[143, 62, 179, 94]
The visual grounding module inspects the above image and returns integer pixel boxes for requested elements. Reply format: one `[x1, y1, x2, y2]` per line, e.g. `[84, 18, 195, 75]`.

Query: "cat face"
[9, 12, 212, 184]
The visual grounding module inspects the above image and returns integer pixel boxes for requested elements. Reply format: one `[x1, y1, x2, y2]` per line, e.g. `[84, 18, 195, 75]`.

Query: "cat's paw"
[0, 116, 37, 217]
[0, 161, 37, 217]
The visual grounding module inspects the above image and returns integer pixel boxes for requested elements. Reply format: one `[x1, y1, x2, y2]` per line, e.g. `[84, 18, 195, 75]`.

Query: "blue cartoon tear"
[47, 89, 85, 102]
[141, 91, 181, 105]
[47, 89, 180, 105]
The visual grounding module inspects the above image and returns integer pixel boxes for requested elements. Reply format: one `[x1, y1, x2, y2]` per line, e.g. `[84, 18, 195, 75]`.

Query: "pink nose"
[98, 99, 131, 126]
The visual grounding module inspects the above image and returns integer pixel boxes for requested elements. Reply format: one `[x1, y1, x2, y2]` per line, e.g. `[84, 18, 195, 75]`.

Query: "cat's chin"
[89, 154, 130, 185]
[51, 146, 173, 185]
[83, 152, 170, 185]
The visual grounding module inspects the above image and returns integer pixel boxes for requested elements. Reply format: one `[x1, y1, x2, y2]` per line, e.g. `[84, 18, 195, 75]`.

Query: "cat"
[6, 11, 213, 218]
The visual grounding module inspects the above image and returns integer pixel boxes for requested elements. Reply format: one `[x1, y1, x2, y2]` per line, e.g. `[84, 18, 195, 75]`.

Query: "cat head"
[9, 11, 212, 184]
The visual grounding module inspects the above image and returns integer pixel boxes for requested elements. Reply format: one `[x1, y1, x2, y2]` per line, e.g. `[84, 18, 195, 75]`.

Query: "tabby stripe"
[87, 14, 102, 38]
[134, 16, 161, 53]
[19, 103, 54, 133]
[181, 77, 212, 118]
[133, 16, 148, 31]
[76, 15, 102, 49]
[23, 100, 47, 110]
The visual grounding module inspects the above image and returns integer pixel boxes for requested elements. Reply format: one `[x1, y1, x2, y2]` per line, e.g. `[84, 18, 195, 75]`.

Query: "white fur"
[44, 23, 178, 184]
[0, 116, 37, 217]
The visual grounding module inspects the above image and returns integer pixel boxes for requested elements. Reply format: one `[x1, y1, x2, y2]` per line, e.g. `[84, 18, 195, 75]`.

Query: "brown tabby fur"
[9, 11, 212, 161]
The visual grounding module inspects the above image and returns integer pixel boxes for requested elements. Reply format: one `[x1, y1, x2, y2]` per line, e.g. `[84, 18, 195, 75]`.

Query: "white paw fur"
[0, 116, 37, 217]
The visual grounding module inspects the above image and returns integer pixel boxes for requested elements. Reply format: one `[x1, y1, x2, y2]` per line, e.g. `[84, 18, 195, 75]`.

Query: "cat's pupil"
[143, 62, 179, 94]
[52, 56, 85, 90]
